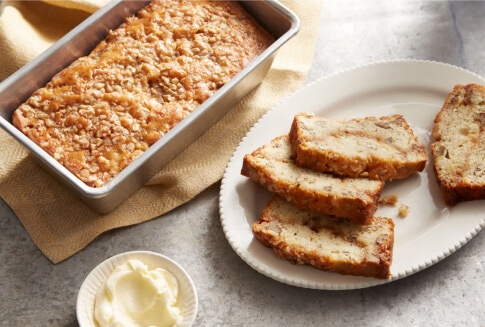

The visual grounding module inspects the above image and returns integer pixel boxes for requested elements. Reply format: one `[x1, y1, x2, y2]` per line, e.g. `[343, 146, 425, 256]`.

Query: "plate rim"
[219, 59, 485, 290]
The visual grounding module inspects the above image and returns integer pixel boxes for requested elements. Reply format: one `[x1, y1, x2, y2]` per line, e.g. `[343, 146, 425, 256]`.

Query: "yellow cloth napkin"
[0, 0, 322, 263]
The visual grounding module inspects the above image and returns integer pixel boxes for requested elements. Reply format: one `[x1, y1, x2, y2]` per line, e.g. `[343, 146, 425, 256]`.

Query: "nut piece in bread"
[289, 113, 427, 180]
[252, 196, 394, 279]
[241, 135, 385, 224]
[431, 83, 485, 206]
[12, 0, 274, 187]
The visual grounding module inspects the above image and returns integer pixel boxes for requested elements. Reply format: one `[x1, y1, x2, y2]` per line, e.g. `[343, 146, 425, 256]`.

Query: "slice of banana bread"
[431, 84, 485, 206]
[252, 196, 394, 279]
[241, 135, 385, 224]
[289, 113, 427, 180]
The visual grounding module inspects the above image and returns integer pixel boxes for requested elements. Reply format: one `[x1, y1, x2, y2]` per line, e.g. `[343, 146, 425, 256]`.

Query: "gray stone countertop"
[1, 1, 484, 326]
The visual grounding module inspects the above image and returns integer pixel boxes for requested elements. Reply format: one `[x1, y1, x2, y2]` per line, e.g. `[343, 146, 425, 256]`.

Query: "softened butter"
[94, 259, 181, 327]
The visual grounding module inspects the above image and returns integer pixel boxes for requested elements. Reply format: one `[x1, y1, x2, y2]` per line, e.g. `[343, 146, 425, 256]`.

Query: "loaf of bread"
[431, 84, 485, 206]
[12, 0, 274, 187]
[289, 112, 427, 180]
[241, 135, 385, 224]
[252, 196, 394, 279]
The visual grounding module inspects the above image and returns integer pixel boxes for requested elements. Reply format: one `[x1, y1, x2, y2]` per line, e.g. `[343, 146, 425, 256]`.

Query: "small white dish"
[77, 251, 198, 327]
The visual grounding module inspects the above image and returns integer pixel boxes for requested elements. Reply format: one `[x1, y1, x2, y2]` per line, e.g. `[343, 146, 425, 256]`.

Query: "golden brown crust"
[241, 135, 385, 224]
[289, 113, 427, 181]
[252, 196, 394, 279]
[13, 0, 274, 187]
[431, 84, 485, 206]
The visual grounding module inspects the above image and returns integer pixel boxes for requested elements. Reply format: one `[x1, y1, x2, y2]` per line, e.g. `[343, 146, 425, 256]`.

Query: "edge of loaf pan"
[0, 0, 300, 214]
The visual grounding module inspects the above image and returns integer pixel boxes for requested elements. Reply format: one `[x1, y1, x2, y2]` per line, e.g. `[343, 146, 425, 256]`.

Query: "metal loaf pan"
[0, 0, 300, 213]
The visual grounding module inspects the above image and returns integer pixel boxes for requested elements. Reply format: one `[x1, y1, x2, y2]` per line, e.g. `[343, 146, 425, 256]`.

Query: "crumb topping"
[13, 0, 274, 187]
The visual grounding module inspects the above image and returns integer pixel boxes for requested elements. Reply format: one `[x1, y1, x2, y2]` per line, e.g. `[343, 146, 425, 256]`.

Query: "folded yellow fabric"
[0, 0, 322, 263]
[0, 0, 108, 80]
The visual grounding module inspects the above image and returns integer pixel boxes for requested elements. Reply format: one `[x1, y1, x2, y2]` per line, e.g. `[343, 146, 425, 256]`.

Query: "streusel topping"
[13, 0, 274, 187]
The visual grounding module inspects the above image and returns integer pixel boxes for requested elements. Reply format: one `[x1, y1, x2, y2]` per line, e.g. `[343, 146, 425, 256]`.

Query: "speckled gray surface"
[1, 1, 485, 326]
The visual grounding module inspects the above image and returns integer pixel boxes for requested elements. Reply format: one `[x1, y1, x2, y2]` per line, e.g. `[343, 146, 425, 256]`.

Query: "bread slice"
[252, 196, 394, 279]
[431, 84, 485, 206]
[289, 112, 427, 180]
[241, 135, 385, 224]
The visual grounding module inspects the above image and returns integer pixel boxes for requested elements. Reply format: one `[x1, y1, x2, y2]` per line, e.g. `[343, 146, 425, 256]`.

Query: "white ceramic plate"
[219, 60, 485, 290]
[77, 251, 198, 326]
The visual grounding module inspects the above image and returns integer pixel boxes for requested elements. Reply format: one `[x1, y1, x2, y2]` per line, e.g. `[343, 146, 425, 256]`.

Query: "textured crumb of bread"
[398, 204, 409, 218]
[379, 194, 409, 218]
[241, 135, 384, 224]
[431, 84, 485, 206]
[12, 0, 274, 187]
[252, 196, 394, 279]
[289, 112, 428, 181]
[379, 194, 399, 206]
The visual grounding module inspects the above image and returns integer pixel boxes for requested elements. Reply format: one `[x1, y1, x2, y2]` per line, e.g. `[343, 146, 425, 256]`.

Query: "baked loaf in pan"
[289, 112, 427, 180]
[12, 0, 274, 187]
[252, 195, 394, 279]
[431, 84, 485, 206]
[241, 135, 385, 224]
